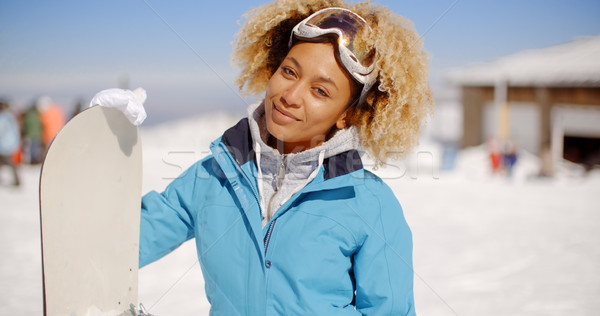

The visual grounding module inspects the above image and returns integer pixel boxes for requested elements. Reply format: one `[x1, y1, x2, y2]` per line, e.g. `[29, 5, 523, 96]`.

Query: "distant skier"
[0, 100, 21, 186]
[36, 96, 66, 152]
[21, 104, 43, 164]
[503, 141, 518, 177]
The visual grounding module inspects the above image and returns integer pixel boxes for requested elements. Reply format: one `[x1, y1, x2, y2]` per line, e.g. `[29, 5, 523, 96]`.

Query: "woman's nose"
[281, 82, 303, 107]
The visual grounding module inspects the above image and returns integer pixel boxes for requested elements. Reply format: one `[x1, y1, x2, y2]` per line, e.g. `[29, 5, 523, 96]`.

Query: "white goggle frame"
[289, 8, 378, 107]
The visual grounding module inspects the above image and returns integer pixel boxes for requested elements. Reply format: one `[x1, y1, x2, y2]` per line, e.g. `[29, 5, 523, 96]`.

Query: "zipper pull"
[276, 155, 287, 191]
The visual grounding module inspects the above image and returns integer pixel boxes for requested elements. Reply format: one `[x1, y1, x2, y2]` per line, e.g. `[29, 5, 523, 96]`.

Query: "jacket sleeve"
[353, 186, 416, 316]
[139, 161, 204, 267]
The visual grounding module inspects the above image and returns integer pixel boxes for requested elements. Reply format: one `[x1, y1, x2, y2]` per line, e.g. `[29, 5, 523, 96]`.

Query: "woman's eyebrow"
[286, 57, 302, 71]
[286, 56, 338, 90]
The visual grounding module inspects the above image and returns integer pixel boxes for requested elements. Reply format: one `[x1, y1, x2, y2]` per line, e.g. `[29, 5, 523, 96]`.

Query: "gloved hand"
[89, 88, 147, 126]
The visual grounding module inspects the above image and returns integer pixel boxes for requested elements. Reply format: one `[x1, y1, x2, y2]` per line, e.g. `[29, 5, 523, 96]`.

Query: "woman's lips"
[273, 104, 300, 122]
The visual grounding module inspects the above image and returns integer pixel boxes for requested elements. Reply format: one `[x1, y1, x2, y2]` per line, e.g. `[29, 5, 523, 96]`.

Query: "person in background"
[21, 103, 44, 164]
[488, 137, 503, 174]
[0, 99, 21, 186]
[503, 141, 518, 177]
[36, 96, 66, 152]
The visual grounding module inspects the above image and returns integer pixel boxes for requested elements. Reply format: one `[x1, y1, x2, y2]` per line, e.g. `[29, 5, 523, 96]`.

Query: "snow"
[1, 112, 599, 315]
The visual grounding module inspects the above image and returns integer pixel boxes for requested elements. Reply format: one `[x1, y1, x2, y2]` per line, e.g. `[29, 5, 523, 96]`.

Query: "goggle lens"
[304, 9, 375, 68]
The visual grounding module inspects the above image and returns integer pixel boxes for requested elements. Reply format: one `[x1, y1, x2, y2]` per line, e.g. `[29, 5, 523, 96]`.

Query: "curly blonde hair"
[232, 0, 433, 166]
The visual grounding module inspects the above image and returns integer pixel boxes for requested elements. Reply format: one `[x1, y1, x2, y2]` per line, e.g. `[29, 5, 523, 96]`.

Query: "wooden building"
[446, 35, 600, 169]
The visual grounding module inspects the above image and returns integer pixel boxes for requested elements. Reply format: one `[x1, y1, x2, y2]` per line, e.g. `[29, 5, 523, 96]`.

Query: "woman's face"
[264, 42, 355, 154]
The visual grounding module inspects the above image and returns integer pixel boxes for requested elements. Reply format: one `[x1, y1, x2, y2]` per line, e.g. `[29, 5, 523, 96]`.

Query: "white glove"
[90, 88, 147, 126]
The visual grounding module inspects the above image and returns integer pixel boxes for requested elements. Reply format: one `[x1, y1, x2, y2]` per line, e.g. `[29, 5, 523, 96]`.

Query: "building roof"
[445, 35, 600, 87]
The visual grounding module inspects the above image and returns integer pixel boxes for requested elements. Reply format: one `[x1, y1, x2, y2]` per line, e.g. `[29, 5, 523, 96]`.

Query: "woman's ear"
[335, 111, 348, 129]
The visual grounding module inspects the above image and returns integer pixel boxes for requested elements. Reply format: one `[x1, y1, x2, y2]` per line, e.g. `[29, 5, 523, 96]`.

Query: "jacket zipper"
[264, 156, 286, 256]
[266, 155, 287, 217]
[263, 218, 277, 256]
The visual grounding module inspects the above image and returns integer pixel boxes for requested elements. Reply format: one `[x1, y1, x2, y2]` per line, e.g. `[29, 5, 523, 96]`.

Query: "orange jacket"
[39, 105, 65, 146]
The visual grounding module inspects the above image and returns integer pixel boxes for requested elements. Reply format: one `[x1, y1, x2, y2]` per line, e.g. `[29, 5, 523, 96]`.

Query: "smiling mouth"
[273, 104, 300, 121]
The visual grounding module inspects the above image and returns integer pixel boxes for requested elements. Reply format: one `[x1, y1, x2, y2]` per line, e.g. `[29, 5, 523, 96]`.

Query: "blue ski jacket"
[139, 118, 415, 315]
[0, 110, 20, 156]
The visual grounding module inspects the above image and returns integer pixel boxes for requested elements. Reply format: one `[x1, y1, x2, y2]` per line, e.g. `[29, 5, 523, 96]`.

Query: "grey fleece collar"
[247, 101, 361, 163]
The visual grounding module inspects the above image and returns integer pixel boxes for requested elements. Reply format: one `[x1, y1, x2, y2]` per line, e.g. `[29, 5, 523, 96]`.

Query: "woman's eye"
[281, 67, 295, 77]
[314, 87, 329, 97]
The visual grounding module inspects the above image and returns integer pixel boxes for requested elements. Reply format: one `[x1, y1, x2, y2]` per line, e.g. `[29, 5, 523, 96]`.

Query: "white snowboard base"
[39, 106, 142, 316]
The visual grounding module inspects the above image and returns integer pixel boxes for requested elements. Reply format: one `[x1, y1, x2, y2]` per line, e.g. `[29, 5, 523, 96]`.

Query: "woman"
[0, 100, 21, 186]
[140, 0, 432, 315]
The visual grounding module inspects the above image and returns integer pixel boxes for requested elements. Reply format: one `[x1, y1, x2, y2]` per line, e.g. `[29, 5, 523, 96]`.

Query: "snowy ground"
[1, 112, 599, 316]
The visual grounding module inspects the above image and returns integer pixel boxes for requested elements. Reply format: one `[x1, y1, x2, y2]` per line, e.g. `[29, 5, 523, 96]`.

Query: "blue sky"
[1, 0, 599, 124]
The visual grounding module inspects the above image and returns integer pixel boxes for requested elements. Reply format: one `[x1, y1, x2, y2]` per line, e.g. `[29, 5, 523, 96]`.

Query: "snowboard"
[39, 106, 142, 316]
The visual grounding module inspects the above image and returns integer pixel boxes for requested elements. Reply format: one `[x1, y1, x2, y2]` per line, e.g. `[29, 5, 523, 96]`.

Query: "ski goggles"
[289, 7, 378, 106]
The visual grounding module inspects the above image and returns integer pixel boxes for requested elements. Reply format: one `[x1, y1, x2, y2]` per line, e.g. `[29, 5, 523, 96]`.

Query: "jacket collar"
[246, 101, 364, 179]
[221, 116, 254, 167]
[220, 116, 363, 180]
